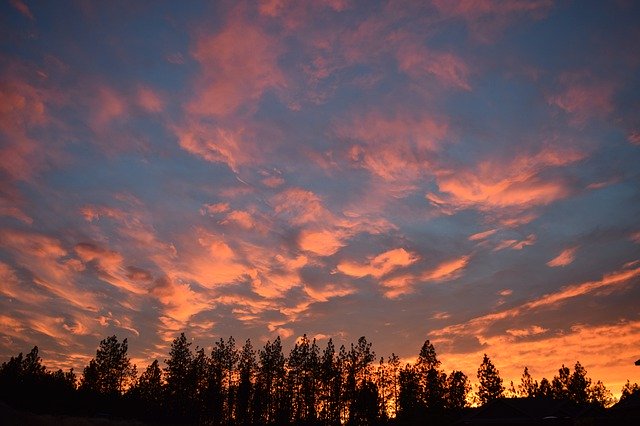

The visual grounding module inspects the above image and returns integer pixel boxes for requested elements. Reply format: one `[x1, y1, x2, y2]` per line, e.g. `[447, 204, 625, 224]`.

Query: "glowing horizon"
[1, 0, 639, 398]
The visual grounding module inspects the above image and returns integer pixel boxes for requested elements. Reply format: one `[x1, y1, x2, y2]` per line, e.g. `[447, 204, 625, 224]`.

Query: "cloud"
[421, 255, 470, 282]
[338, 248, 419, 279]
[494, 234, 536, 251]
[547, 247, 578, 267]
[432, 262, 640, 342]
[374, 253, 469, 298]
[75, 242, 149, 295]
[336, 110, 448, 182]
[547, 74, 616, 125]
[469, 229, 497, 241]
[299, 229, 345, 256]
[427, 147, 584, 223]
[136, 86, 164, 113]
[396, 46, 471, 90]
[150, 276, 210, 323]
[10, 0, 34, 20]
[186, 12, 285, 117]
[432, 0, 554, 42]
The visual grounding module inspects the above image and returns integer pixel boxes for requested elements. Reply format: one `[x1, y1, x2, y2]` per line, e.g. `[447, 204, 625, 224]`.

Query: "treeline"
[1, 333, 638, 425]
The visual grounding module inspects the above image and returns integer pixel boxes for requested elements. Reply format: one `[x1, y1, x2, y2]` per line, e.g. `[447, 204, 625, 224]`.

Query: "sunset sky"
[1, 0, 640, 396]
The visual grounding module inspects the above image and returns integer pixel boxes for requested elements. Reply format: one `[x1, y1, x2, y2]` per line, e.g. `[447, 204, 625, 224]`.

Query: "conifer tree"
[476, 354, 504, 405]
[81, 335, 136, 395]
[237, 339, 256, 426]
[164, 333, 193, 417]
[446, 370, 470, 409]
[518, 367, 538, 397]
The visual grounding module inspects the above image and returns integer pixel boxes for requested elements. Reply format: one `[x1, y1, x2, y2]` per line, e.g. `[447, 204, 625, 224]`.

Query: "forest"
[1, 333, 639, 425]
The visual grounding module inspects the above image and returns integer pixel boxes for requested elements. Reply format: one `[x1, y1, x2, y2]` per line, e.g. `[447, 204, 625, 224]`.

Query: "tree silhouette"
[1, 333, 637, 424]
[517, 367, 538, 397]
[568, 361, 590, 403]
[80, 335, 136, 396]
[237, 339, 256, 426]
[476, 354, 504, 405]
[164, 332, 193, 418]
[398, 364, 422, 421]
[446, 370, 470, 410]
[621, 380, 640, 401]
[551, 364, 571, 399]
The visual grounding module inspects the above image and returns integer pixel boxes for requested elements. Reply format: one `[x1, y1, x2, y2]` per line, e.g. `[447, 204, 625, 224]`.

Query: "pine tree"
[568, 361, 590, 403]
[164, 333, 193, 417]
[81, 335, 136, 395]
[236, 339, 256, 426]
[398, 364, 421, 420]
[551, 365, 571, 399]
[387, 353, 401, 418]
[476, 354, 504, 405]
[318, 338, 340, 425]
[518, 367, 538, 397]
[446, 370, 470, 409]
[131, 359, 163, 417]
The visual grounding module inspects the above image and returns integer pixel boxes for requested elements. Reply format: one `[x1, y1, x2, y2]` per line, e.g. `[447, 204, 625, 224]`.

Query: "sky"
[1, 0, 640, 396]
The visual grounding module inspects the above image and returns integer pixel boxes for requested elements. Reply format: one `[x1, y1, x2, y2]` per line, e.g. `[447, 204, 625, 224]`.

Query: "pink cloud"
[432, 0, 554, 42]
[75, 242, 149, 295]
[10, 0, 34, 20]
[271, 187, 331, 225]
[547, 246, 578, 267]
[628, 132, 640, 145]
[547, 75, 616, 125]
[201, 202, 230, 215]
[396, 47, 471, 90]
[0, 229, 99, 310]
[187, 14, 285, 117]
[428, 147, 585, 221]
[336, 110, 448, 182]
[494, 233, 536, 251]
[91, 86, 127, 128]
[136, 86, 164, 113]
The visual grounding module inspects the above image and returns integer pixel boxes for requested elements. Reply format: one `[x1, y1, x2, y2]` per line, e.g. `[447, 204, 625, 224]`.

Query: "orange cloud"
[494, 234, 536, 251]
[547, 246, 578, 267]
[338, 248, 419, 278]
[432, 262, 640, 341]
[75, 242, 148, 295]
[428, 147, 584, 221]
[380, 256, 470, 299]
[150, 276, 210, 323]
[299, 229, 345, 256]
[336, 111, 448, 182]
[438, 320, 640, 402]
[469, 229, 497, 241]
[421, 255, 470, 282]
[271, 187, 330, 225]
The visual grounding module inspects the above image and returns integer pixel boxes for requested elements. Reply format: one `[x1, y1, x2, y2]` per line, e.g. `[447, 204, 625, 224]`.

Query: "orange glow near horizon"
[1, 0, 640, 402]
